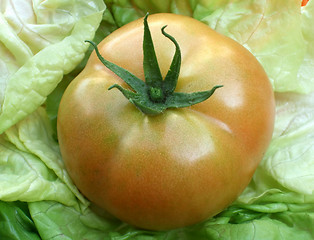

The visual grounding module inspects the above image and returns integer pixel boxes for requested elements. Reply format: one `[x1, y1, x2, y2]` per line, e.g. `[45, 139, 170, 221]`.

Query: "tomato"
[57, 13, 275, 230]
[302, 0, 309, 6]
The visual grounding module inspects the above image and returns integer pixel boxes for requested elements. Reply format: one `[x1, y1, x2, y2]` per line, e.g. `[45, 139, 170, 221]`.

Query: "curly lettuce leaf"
[236, 92, 314, 206]
[0, 0, 314, 239]
[298, 1, 314, 90]
[195, 0, 313, 93]
[27, 200, 314, 240]
[29, 201, 119, 240]
[0, 107, 87, 207]
[0, 201, 40, 240]
[0, 0, 106, 134]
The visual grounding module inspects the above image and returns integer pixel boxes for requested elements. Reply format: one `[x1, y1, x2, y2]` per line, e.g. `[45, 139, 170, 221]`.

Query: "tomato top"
[86, 14, 223, 115]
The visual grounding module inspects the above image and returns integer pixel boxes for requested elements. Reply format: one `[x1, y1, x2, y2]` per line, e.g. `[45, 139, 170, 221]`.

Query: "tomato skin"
[57, 13, 275, 230]
[302, 0, 309, 6]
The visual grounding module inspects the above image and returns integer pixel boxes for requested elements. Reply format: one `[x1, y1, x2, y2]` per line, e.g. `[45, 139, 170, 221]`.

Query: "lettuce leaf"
[298, 1, 314, 91]
[0, 0, 106, 134]
[28, 201, 120, 240]
[237, 92, 314, 204]
[26, 200, 314, 240]
[103, 0, 201, 26]
[0, 0, 314, 239]
[193, 0, 314, 93]
[196, 1, 302, 91]
[0, 201, 40, 240]
[0, 107, 87, 207]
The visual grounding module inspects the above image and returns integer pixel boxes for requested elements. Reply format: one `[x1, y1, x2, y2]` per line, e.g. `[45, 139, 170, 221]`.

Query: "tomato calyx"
[86, 14, 223, 115]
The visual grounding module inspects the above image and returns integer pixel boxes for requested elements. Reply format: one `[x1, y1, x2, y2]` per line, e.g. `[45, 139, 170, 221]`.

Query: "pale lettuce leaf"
[0, 0, 314, 239]
[237, 92, 314, 205]
[0, 0, 106, 134]
[27, 200, 314, 240]
[0, 107, 87, 207]
[298, 1, 314, 90]
[196, 0, 312, 93]
[29, 201, 119, 240]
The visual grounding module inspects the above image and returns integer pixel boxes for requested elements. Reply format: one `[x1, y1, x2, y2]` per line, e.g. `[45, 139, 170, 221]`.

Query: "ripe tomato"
[302, 0, 309, 6]
[57, 13, 275, 230]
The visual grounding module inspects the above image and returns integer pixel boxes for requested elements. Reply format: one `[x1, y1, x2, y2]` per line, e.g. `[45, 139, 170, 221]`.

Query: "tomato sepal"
[86, 14, 222, 115]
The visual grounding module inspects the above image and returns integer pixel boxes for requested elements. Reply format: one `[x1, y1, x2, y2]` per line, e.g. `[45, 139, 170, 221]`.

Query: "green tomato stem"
[86, 13, 222, 115]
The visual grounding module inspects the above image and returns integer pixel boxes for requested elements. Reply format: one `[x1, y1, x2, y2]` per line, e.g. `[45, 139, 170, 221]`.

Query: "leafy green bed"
[0, 0, 313, 239]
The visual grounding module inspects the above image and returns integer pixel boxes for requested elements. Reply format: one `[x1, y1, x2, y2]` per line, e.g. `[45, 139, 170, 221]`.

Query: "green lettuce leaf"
[298, 1, 314, 91]
[27, 200, 314, 240]
[103, 0, 195, 26]
[237, 92, 314, 205]
[29, 201, 120, 240]
[0, 0, 106, 134]
[194, 0, 312, 93]
[0, 0, 314, 239]
[0, 107, 87, 207]
[0, 201, 40, 240]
